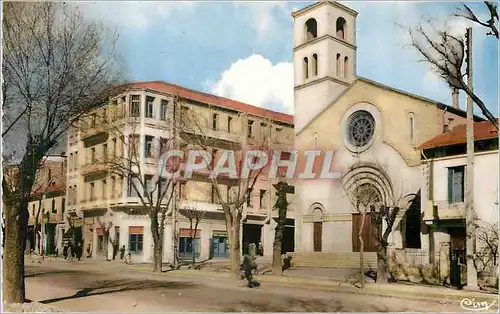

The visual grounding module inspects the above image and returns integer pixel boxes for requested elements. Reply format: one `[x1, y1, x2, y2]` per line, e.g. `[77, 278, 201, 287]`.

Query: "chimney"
[451, 88, 459, 109]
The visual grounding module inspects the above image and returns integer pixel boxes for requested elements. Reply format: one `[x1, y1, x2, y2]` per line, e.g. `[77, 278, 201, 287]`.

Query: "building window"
[102, 108, 107, 123]
[336, 54, 341, 77]
[112, 138, 117, 157]
[111, 177, 116, 198]
[246, 188, 253, 207]
[179, 181, 186, 200]
[312, 53, 318, 76]
[69, 153, 73, 170]
[91, 147, 96, 163]
[260, 122, 268, 140]
[259, 190, 266, 209]
[212, 113, 219, 130]
[130, 95, 141, 117]
[336, 17, 346, 39]
[90, 182, 95, 202]
[344, 56, 349, 79]
[409, 113, 415, 143]
[228, 116, 232, 133]
[102, 179, 107, 200]
[179, 236, 200, 258]
[128, 175, 139, 198]
[91, 113, 97, 127]
[103, 144, 108, 162]
[61, 198, 65, 215]
[248, 120, 254, 138]
[74, 152, 78, 168]
[448, 166, 465, 203]
[145, 96, 154, 118]
[303, 57, 309, 79]
[32, 204, 35, 216]
[51, 199, 56, 213]
[129, 233, 143, 253]
[144, 135, 154, 158]
[160, 99, 168, 121]
[144, 175, 153, 197]
[305, 18, 317, 41]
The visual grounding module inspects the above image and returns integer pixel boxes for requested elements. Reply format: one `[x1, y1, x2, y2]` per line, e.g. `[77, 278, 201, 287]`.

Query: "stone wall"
[388, 247, 441, 285]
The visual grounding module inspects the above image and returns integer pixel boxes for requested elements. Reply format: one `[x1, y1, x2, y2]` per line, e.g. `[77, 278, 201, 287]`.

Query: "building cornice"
[421, 150, 499, 163]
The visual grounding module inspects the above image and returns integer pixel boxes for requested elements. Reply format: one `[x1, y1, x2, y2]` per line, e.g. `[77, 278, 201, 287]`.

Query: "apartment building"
[67, 81, 295, 263]
[27, 155, 67, 255]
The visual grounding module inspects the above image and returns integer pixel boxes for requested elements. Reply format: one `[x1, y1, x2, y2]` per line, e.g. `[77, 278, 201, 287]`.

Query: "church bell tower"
[292, 0, 358, 134]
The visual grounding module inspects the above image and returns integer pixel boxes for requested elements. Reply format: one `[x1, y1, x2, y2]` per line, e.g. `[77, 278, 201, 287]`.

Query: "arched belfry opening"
[312, 54, 318, 76]
[303, 57, 309, 79]
[336, 17, 346, 39]
[305, 18, 318, 42]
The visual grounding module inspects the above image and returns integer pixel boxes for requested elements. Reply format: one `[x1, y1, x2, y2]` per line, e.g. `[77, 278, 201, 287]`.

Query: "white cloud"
[232, 2, 289, 40]
[208, 55, 294, 114]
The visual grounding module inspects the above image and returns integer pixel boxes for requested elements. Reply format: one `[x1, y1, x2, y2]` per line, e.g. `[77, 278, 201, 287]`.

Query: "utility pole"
[464, 27, 478, 290]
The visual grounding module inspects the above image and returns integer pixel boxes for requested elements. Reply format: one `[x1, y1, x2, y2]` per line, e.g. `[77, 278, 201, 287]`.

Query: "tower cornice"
[291, 1, 358, 19]
[293, 33, 357, 52]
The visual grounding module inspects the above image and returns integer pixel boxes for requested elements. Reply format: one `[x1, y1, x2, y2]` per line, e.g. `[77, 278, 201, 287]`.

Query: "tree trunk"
[359, 211, 366, 288]
[151, 213, 163, 272]
[104, 233, 109, 261]
[191, 236, 196, 266]
[272, 225, 284, 275]
[376, 245, 388, 284]
[2, 200, 28, 303]
[225, 210, 241, 280]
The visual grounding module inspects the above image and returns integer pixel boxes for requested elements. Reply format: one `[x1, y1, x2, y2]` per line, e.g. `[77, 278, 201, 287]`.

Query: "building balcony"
[423, 199, 466, 222]
[80, 162, 108, 176]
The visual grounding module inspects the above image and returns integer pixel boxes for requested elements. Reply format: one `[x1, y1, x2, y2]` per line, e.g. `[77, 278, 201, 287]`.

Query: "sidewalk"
[27, 255, 498, 304]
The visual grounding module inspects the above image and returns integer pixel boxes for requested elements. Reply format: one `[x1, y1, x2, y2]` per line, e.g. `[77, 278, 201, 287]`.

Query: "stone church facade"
[292, 1, 478, 255]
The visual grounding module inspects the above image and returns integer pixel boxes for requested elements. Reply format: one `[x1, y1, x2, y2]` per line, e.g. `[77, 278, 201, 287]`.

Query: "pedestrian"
[120, 245, 126, 260]
[124, 251, 132, 264]
[241, 254, 259, 288]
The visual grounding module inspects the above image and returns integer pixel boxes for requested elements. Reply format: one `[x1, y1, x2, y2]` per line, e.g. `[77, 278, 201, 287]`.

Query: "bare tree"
[95, 214, 114, 261]
[474, 221, 499, 275]
[180, 206, 206, 266]
[180, 105, 270, 279]
[91, 110, 179, 272]
[400, 8, 498, 129]
[271, 180, 294, 276]
[2, 2, 124, 303]
[456, 2, 498, 39]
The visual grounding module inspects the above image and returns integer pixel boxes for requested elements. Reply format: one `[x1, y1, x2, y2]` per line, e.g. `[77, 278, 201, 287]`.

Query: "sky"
[77, 0, 499, 118]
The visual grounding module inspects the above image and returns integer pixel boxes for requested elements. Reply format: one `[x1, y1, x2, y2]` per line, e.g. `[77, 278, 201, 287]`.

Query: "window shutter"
[448, 168, 453, 203]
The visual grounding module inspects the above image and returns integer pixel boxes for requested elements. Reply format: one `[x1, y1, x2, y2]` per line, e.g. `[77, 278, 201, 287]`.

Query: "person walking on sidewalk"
[241, 254, 259, 288]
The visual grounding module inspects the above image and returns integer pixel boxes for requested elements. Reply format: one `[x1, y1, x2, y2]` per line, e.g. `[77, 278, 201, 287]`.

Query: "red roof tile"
[121, 81, 294, 125]
[417, 120, 498, 150]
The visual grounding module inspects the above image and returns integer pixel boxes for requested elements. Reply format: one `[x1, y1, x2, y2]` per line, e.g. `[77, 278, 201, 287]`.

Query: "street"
[21, 263, 471, 312]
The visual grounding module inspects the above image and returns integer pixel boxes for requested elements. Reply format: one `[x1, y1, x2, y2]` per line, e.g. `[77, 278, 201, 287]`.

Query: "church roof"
[118, 81, 294, 125]
[417, 120, 498, 150]
[357, 77, 485, 122]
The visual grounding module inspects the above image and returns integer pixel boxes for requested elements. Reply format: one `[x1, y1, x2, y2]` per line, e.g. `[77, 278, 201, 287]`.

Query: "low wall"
[388, 247, 441, 285]
[288, 252, 378, 269]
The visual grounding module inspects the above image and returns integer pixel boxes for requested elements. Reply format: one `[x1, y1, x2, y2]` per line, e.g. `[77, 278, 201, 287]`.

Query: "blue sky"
[79, 1, 499, 117]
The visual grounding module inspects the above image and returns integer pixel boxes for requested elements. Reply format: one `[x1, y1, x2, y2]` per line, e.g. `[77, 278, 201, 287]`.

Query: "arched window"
[344, 56, 349, 78]
[303, 57, 309, 79]
[409, 113, 415, 143]
[305, 18, 318, 42]
[336, 17, 346, 39]
[312, 54, 318, 76]
[336, 54, 341, 77]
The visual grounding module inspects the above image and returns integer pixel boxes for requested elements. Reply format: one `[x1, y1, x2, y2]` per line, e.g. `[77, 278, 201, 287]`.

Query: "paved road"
[24, 263, 468, 312]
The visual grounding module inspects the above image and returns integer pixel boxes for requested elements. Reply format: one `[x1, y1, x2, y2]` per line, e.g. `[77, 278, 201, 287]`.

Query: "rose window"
[347, 110, 375, 148]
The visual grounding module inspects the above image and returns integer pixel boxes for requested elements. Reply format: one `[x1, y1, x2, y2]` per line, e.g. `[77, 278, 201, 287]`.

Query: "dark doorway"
[313, 222, 322, 252]
[283, 226, 295, 254]
[243, 224, 262, 255]
[404, 190, 422, 248]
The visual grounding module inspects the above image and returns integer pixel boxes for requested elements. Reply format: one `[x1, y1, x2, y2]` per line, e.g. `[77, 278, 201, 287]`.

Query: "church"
[291, 0, 480, 258]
